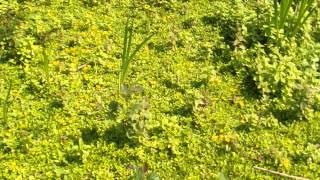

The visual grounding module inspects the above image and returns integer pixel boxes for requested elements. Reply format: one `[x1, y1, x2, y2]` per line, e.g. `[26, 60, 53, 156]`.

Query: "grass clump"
[119, 16, 154, 96]
[272, 0, 316, 39]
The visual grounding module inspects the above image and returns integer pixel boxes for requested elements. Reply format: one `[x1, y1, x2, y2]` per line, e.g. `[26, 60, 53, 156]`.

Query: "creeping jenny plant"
[0, 0, 320, 179]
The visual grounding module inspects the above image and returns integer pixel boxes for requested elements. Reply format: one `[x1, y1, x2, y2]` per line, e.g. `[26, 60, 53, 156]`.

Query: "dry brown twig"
[253, 166, 310, 180]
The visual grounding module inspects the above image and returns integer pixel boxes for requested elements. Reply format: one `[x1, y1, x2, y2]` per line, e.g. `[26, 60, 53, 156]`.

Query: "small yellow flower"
[236, 100, 245, 108]
[95, 85, 101, 91]
[240, 116, 246, 123]
[52, 60, 59, 66]
[82, 65, 91, 72]
[224, 136, 231, 143]
[149, 80, 156, 85]
[211, 135, 218, 142]
[281, 158, 291, 170]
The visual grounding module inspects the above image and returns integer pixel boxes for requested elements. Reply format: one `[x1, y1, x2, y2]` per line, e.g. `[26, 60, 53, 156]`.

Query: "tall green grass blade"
[121, 17, 130, 68]
[119, 17, 131, 94]
[291, 0, 315, 37]
[272, 0, 316, 41]
[291, 6, 316, 37]
[118, 16, 154, 96]
[128, 33, 154, 64]
[297, 0, 310, 21]
[279, 0, 286, 28]
[120, 33, 154, 87]
[42, 48, 50, 83]
[126, 19, 134, 61]
[279, 0, 293, 29]
[121, 19, 134, 85]
[273, 0, 279, 29]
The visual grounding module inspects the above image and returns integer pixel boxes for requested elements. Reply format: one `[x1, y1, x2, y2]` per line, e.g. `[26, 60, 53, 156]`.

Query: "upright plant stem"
[118, 15, 154, 97]
[119, 17, 131, 96]
[273, 0, 316, 41]
[42, 47, 50, 84]
[279, 0, 293, 30]
[273, 0, 279, 29]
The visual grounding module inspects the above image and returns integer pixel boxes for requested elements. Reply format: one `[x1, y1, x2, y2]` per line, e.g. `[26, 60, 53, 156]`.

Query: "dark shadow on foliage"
[292, 153, 310, 165]
[271, 108, 301, 124]
[64, 153, 83, 165]
[191, 79, 208, 88]
[240, 74, 262, 100]
[182, 18, 196, 29]
[0, 142, 11, 154]
[212, 46, 232, 64]
[81, 127, 99, 145]
[211, 47, 238, 76]
[166, 103, 193, 117]
[245, 23, 269, 49]
[49, 98, 64, 109]
[217, 64, 237, 76]
[234, 123, 251, 133]
[148, 127, 164, 137]
[0, 7, 21, 64]
[202, 16, 238, 50]
[153, 42, 175, 53]
[107, 100, 122, 120]
[103, 123, 137, 148]
[312, 31, 320, 43]
[162, 79, 186, 93]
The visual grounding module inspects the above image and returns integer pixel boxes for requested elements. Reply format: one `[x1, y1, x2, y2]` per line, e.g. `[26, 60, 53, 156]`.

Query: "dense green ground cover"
[1, 0, 320, 179]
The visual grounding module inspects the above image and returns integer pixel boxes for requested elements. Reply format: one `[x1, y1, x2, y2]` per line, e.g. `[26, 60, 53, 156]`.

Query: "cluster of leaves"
[223, 0, 320, 120]
[250, 42, 320, 120]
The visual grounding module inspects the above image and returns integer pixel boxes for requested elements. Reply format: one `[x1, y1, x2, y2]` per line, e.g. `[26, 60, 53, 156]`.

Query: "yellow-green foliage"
[0, 0, 320, 179]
